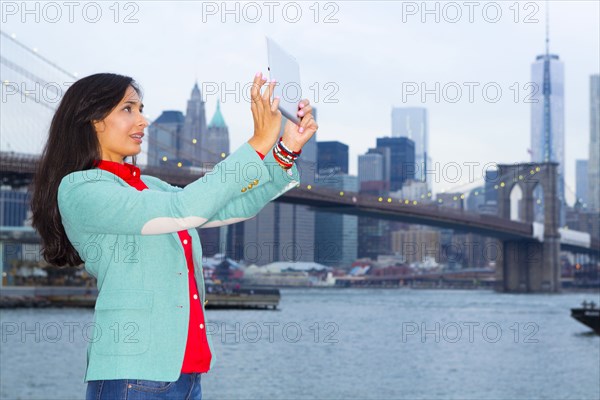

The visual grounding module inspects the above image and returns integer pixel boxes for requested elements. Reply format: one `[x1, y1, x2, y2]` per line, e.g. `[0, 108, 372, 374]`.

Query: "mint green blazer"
[57, 142, 300, 382]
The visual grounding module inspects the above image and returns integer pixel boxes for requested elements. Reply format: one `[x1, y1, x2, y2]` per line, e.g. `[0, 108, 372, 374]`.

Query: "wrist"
[247, 137, 273, 155]
[288, 143, 302, 153]
[281, 137, 302, 153]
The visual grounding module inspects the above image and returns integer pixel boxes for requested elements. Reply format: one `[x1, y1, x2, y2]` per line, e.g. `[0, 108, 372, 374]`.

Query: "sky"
[1, 0, 599, 202]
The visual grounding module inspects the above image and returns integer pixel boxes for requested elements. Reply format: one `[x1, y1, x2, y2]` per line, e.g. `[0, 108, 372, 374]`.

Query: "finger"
[251, 73, 267, 111]
[250, 74, 261, 119]
[298, 114, 314, 133]
[262, 79, 276, 106]
[297, 104, 312, 118]
[298, 99, 310, 109]
[250, 72, 263, 100]
[271, 96, 280, 113]
[302, 119, 318, 136]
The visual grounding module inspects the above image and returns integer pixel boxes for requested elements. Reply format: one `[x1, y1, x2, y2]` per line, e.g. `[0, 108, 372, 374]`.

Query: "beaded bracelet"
[273, 146, 294, 169]
[273, 148, 293, 165]
[278, 137, 301, 157]
[273, 138, 301, 170]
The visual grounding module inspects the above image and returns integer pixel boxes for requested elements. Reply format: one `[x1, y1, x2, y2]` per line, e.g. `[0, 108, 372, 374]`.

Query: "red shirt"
[94, 150, 265, 373]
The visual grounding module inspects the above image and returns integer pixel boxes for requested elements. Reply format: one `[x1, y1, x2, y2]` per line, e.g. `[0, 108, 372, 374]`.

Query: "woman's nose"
[139, 114, 149, 128]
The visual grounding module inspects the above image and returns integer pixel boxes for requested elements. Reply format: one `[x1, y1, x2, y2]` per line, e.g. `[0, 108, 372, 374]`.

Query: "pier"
[0, 285, 280, 310]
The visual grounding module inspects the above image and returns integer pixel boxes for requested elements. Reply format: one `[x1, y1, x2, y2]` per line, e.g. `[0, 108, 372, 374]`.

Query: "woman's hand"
[281, 100, 318, 153]
[247, 72, 281, 155]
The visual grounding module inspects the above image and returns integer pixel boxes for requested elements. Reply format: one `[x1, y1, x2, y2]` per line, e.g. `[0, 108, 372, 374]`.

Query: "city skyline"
[1, 1, 599, 203]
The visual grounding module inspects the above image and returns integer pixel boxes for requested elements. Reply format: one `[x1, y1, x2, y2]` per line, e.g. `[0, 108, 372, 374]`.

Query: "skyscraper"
[589, 74, 600, 211]
[530, 19, 565, 221]
[205, 102, 230, 166]
[530, 54, 565, 170]
[357, 149, 391, 261]
[182, 82, 208, 166]
[358, 147, 391, 194]
[241, 179, 316, 265]
[317, 141, 349, 175]
[576, 159, 589, 206]
[315, 174, 359, 268]
[358, 152, 384, 184]
[376, 137, 416, 192]
[147, 111, 185, 167]
[391, 107, 429, 185]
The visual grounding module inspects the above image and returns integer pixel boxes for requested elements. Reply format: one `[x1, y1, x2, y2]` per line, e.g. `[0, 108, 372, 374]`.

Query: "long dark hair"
[30, 73, 142, 267]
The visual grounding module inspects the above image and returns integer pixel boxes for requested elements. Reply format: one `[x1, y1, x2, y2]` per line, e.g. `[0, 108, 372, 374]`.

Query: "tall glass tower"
[391, 107, 429, 186]
[530, 7, 565, 223]
[183, 82, 207, 166]
[589, 74, 600, 211]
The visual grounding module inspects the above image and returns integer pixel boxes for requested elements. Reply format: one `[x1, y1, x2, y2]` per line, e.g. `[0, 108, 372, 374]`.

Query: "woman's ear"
[93, 119, 105, 134]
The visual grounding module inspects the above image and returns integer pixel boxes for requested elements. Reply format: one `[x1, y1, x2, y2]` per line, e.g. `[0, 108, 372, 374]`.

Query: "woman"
[30, 72, 317, 399]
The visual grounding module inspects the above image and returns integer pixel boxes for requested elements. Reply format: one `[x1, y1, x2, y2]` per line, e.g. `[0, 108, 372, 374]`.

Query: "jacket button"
[193, 294, 198, 300]
[199, 323, 204, 329]
[183, 239, 188, 245]
[241, 187, 247, 193]
[247, 184, 253, 189]
[253, 179, 259, 185]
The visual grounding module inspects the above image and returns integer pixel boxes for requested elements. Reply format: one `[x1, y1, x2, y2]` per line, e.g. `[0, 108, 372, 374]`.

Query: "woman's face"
[94, 85, 148, 163]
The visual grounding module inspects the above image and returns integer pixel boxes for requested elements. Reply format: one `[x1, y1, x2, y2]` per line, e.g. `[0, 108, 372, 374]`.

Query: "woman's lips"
[130, 133, 144, 143]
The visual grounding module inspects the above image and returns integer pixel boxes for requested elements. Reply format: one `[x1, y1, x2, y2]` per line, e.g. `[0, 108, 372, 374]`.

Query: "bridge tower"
[496, 162, 561, 292]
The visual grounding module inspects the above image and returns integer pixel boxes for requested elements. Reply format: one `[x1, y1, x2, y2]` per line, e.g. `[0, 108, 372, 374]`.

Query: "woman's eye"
[124, 106, 131, 112]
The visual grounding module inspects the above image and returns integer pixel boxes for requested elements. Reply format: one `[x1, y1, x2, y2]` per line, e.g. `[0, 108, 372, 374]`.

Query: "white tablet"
[266, 36, 302, 125]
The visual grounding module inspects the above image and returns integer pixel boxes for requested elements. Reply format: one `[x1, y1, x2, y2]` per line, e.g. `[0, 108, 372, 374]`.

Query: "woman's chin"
[127, 147, 143, 156]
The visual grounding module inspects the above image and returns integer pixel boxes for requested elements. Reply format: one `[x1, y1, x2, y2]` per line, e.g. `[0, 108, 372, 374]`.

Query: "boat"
[571, 301, 600, 334]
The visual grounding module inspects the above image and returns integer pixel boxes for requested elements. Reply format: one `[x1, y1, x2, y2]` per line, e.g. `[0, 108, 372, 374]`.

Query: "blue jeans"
[86, 373, 202, 400]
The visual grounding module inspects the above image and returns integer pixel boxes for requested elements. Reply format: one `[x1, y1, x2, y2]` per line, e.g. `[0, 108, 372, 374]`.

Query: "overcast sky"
[2, 1, 599, 202]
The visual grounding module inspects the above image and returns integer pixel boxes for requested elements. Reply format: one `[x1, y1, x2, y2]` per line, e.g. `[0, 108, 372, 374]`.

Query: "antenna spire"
[545, 0, 550, 55]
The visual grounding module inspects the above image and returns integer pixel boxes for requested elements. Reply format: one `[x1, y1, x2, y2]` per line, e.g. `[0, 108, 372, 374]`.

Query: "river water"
[1, 288, 599, 400]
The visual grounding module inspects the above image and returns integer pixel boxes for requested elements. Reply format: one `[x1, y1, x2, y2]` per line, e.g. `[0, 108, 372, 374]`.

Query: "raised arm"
[58, 142, 272, 235]
[59, 73, 287, 236]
